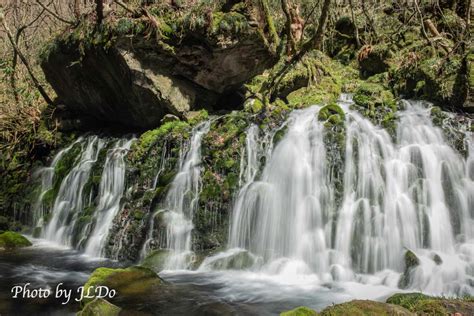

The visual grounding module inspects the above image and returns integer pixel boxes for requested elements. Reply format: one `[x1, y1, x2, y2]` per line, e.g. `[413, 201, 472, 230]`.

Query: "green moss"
[405, 250, 420, 268]
[318, 103, 345, 121]
[280, 306, 318, 316]
[78, 298, 121, 316]
[386, 293, 474, 316]
[245, 98, 264, 114]
[53, 142, 82, 194]
[82, 266, 162, 305]
[0, 231, 32, 249]
[140, 249, 169, 272]
[129, 120, 190, 162]
[272, 52, 353, 109]
[358, 44, 393, 77]
[132, 210, 145, 221]
[320, 300, 413, 316]
[187, 109, 209, 126]
[211, 11, 249, 35]
[398, 250, 420, 288]
[386, 293, 433, 310]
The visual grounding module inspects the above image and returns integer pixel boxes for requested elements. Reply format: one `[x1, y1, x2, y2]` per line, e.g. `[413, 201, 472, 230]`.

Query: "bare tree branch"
[34, 0, 74, 25]
[0, 8, 53, 106]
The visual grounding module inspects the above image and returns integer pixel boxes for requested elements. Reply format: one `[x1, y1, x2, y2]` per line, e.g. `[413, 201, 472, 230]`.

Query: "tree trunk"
[95, 0, 104, 25]
[74, 0, 81, 19]
[348, 0, 361, 47]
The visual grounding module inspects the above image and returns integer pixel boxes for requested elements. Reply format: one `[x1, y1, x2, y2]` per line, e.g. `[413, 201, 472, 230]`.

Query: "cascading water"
[43, 136, 105, 246]
[228, 107, 335, 275]
[212, 97, 473, 296]
[84, 139, 134, 257]
[32, 137, 83, 228]
[159, 121, 211, 269]
[34, 135, 134, 259]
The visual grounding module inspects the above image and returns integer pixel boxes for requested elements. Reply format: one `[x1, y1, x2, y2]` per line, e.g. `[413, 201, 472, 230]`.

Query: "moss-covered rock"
[358, 45, 393, 78]
[201, 249, 256, 270]
[353, 82, 396, 111]
[281, 306, 319, 316]
[398, 250, 420, 289]
[386, 293, 474, 316]
[77, 298, 121, 316]
[285, 54, 352, 108]
[0, 231, 32, 250]
[320, 300, 413, 315]
[140, 249, 170, 272]
[82, 266, 163, 305]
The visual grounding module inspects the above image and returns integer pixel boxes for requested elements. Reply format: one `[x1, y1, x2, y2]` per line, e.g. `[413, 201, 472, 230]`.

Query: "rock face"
[40, 10, 278, 130]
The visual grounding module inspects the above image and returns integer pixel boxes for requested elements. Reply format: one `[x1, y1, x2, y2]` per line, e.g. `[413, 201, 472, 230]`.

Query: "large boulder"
[40, 8, 278, 129]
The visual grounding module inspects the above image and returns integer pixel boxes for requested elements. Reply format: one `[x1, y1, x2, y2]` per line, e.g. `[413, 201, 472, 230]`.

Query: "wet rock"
[432, 253, 443, 265]
[200, 249, 256, 270]
[161, 114, 180, 124]
[78, 298, 121, 316]
[0, 231, 32, 250]
[398, 250, 420, 289]
[194, 302, 236, 316]
[140, 249, 170, 272]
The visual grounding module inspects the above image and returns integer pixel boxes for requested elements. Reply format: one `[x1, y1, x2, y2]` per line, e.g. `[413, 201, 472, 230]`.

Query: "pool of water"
[0, 239, 403, 315]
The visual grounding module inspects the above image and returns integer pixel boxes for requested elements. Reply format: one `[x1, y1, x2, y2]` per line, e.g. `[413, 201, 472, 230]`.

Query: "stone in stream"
[0, 231, 32, 250]
[398, 250, 420, 289]
[78, 298, 121, 316]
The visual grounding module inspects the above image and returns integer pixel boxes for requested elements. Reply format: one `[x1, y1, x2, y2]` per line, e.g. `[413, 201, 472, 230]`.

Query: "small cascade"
[238, 124, 261, 186]
[84, 139, 134, 257]
[159, 121, 211, 269]
[32, 138, 83, 228]
[43, 136, 105, 246]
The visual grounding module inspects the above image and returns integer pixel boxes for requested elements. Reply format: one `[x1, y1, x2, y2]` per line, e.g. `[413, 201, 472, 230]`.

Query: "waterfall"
[43, 136, 105, 245]
[35, 135, 134, 258]
[221, 97, 473, 296]
[84, 139, 134, 257]
[32, 137, 83, 228]
[228, 107, 335, 275]
[161, 121, 210, 269]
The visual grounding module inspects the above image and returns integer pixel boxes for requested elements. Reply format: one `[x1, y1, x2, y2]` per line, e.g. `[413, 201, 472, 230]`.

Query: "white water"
[84, 139, 134, 257]
[161, 121, 210, 269]
[43, 136, 105, 245]
[213, 97, 474, 297]
[32, 137, 83, 228]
